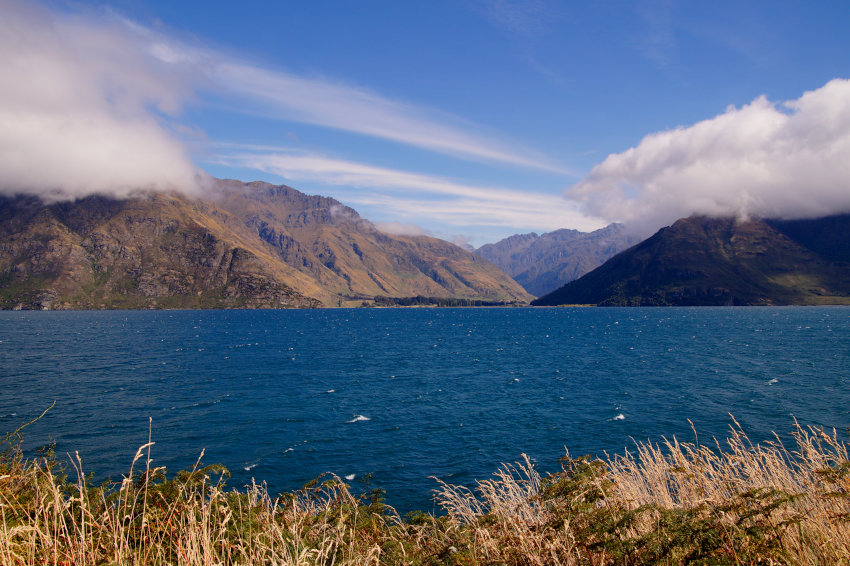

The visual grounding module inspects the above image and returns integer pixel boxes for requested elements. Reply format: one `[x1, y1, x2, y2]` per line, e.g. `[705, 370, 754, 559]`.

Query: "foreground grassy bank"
[1, 419, 848, 565]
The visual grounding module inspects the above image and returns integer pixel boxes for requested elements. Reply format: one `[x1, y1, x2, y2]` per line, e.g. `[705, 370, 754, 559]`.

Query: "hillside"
[532, 215, 850, 306]
[0, 180, 532, 309]
[475, 224, 634, 296]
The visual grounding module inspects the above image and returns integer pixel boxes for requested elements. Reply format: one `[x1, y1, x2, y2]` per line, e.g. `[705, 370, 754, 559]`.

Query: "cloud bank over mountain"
[568, 79, 850, 235]
[0, 0, 199, 200]
[4, 0, 849, 243]
[0, 0, 562, 204]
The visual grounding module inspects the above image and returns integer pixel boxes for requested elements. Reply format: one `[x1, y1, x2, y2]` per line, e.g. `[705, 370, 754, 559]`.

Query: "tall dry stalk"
[607, 419, 850, 563]
[1, 415, 849, 565]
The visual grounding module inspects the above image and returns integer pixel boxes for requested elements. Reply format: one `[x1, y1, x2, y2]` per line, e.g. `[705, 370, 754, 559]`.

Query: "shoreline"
[2, 419, 849, 564]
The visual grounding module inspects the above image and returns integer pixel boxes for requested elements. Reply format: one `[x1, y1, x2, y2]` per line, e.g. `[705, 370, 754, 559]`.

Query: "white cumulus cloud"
[568, 79, 850, 235]
[1, 0, 565, 204]
[0, 0, 199, 200]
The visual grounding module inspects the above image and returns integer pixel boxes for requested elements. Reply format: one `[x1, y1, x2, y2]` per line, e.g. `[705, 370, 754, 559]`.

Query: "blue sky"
[3, 1, 850, 246]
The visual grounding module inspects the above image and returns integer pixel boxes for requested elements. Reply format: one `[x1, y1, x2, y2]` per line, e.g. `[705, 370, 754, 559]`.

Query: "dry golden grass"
[1, 414, 848, 565]
[605, 419, 850, 563]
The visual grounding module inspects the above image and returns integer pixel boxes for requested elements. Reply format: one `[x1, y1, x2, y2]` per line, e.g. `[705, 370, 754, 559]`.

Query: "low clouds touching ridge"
[0, 0, 564, 205]
[569, 79, 850, 235]
[0, 0, 199, 200]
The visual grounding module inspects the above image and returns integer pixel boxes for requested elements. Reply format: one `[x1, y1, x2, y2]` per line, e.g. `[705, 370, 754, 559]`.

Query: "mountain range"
[532, 215, 850, 306]
[474, 224, 635, 296]
[3, 179, 850, 310]
[0, 180, 531, 310]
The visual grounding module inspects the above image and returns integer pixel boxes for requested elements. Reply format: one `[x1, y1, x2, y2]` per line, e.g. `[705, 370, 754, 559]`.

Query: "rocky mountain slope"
[532, 215, 850, 306]
[0, 180, 532, 309]
[474, 224, 635, 296]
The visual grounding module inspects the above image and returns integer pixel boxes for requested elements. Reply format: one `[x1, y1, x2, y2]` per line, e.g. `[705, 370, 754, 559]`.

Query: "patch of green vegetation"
[196, 290, 233, 309]
[535, 216, 850, 307]
[0, 275, 51, 308]
[2, 414, 850, 565]
[371, 295, 522, 307]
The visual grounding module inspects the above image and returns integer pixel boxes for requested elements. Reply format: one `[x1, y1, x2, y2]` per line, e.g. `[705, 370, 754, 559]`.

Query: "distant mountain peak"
[475, 223, 635, 297]
[0, 180, 532, 310]
[533, 214, 850, 306]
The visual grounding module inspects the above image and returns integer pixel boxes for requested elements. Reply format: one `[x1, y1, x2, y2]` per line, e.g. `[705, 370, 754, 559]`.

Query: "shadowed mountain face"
[474, 224, 635, 297]
[0, 180, 532, 309]
[532, 215, 850, 306]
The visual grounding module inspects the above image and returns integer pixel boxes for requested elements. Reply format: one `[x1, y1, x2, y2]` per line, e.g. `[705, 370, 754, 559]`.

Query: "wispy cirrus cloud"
[633, 1, 678, 68]
[217, 147, 604, 232]
[136, 13, 569, 173]
[0, 0, 568, 203]
[371, 221, 429, 238]
[475, 0, 572, 86]
[207, 63, 568, 173]
[569, 78, 850, 235]
[478, 0, 561, 37]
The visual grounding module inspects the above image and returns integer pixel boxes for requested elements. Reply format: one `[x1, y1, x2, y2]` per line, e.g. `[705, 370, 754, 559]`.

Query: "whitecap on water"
[767, 378, 778, 385]
[347, 415, 371, 423]
[345, 474, 355, 481]
[244, 463, 258, 471]
[611, 414, 626, 421]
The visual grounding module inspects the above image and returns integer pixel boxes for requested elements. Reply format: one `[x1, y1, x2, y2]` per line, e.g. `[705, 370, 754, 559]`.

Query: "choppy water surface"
[1, 307, 848, 513]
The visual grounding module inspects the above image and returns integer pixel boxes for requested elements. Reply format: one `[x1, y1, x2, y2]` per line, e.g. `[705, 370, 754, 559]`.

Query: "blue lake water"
[1, 307, 848, 514]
